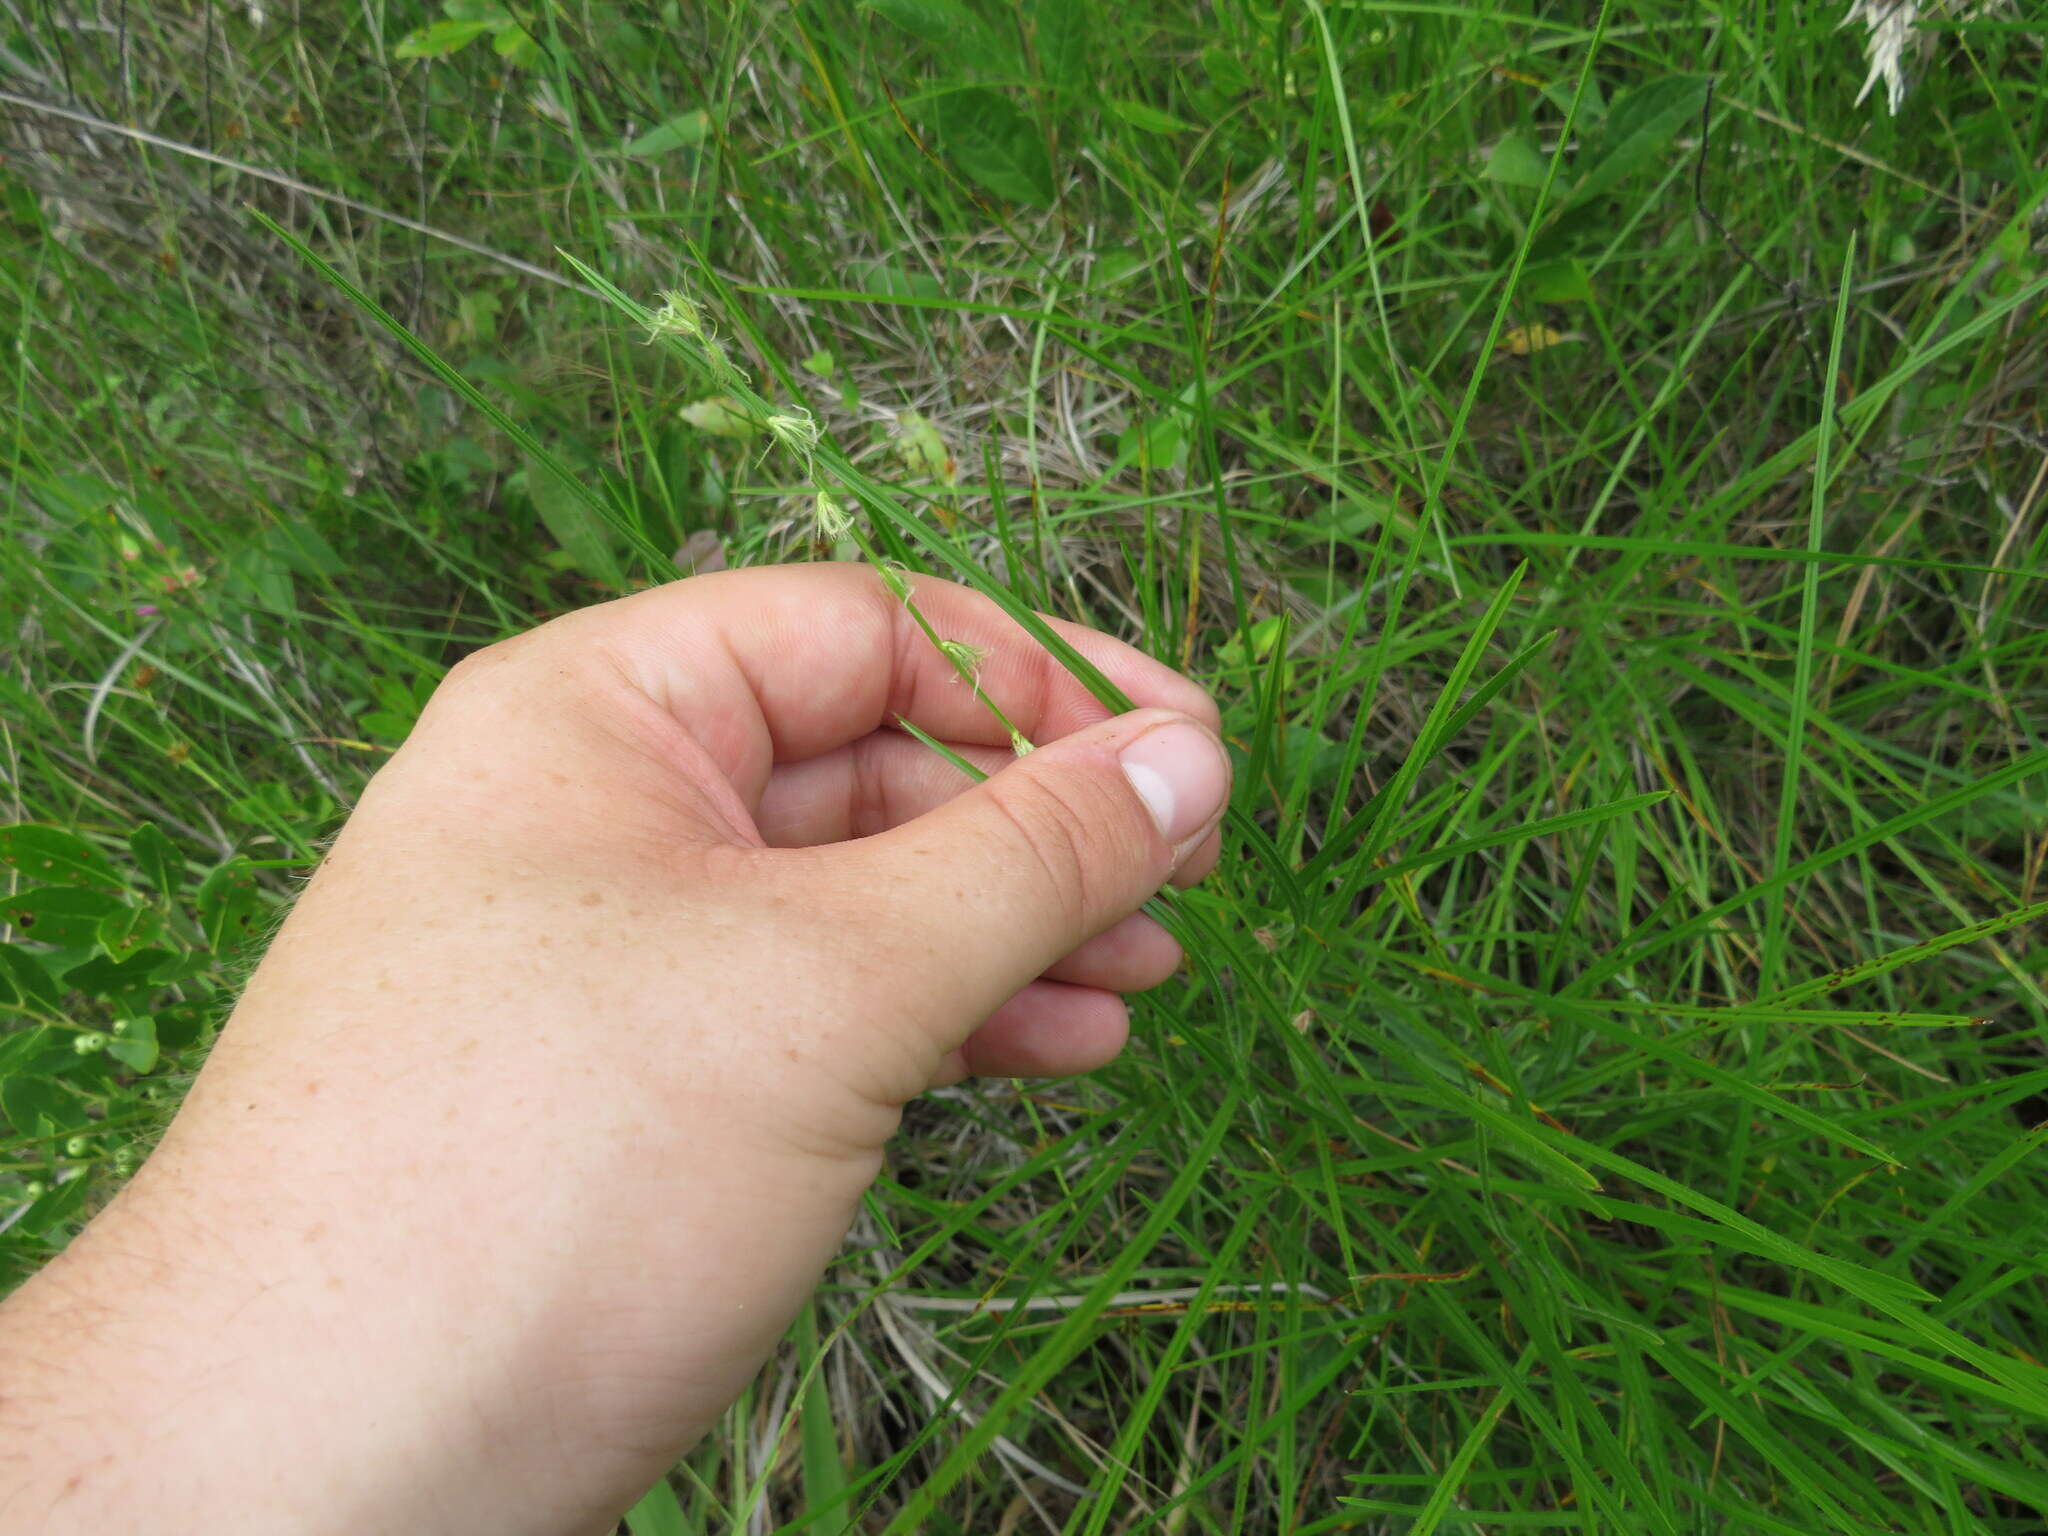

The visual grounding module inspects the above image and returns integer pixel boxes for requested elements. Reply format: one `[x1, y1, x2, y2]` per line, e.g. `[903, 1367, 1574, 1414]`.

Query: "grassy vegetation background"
[4, 0, 2048, 1530]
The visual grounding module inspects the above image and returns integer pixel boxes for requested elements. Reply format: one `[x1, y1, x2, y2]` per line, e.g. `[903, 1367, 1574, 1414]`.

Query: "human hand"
[0, 565, 1230, 1534]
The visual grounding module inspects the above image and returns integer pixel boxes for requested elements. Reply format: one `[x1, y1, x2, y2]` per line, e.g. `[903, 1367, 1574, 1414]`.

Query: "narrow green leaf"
[623, 1477, 689, 1536]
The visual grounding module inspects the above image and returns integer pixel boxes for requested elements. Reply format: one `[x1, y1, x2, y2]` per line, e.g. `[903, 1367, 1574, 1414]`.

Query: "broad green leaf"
[97, 902, 166, 959]
[1484, 132, 1549, 189]
[930, 88, 1054, 206]
[154, 1002, 211, 1050]
[846, 261, 945, 300]
[0, 947, 62, 1015]
[393, 17, 493, 59]
[3, 887, 123, 949]
[265, 520, 345, 577]
[1118, 413, 1187, 471]
[1199, 45, 1251, 96]
[1108, 98, 1196, 136]
[866, 0, 1016, 75]
[64, 948, 174, 1012]
[32, 473, 119, 523]
[2, 1074, 78, 1140]
[1566, 74, 1710, 208]
[622, 111, 712, 158]
[0, 1025, 51, 1077]
[0, 825, 123, 890]
[524, 454, 625, 586]
[13, 1171, 92, 1237]
[1028, 0, 1090, 91]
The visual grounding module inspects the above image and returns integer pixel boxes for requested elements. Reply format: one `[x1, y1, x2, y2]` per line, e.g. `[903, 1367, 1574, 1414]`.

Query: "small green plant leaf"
[0, 825, 124, 890]
[2, 1073, 78, 1141]
[930, 88, 1055, 205]
[490, 22, 539, 65]
[13, 1172, 92, 1238]
[622, 111, 712, 158]
[1566, 74, 1710, 208]
[1520, 255, 1594, 302]
[105, 1014, 159, 1075]
[523, 454, 626, 586]
[126, 822, 181, 897]
[393, 17, 495, 59]
[1118, 413, 1188, 471]
[893, 413, 957, 483]
[195, 858, 267, 955]
[1107, 98, 1195, 136]
[0, 946, 63, 1015]
[1484, 132, 1550, 189]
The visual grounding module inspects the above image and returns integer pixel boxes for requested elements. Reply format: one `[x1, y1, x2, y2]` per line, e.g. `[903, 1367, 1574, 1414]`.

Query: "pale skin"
[0, 565, 1232, 1534]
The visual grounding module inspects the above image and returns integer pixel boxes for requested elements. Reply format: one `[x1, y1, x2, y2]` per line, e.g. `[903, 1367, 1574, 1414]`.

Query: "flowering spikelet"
[875, 562, 914, 604]
[936, 639, 988, 684]
[644, 290, 706, 343]
[764, 409, 821, 469]
[645, 288, 750, 385]
[813, 491, 856, 542]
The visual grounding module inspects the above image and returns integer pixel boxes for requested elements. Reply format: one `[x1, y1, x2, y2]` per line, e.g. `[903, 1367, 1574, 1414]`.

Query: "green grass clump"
[5, 0, 2048, 1529]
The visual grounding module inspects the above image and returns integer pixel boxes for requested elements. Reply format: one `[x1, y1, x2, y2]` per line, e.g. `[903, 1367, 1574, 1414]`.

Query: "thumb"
[851, 708, 1231, 1021]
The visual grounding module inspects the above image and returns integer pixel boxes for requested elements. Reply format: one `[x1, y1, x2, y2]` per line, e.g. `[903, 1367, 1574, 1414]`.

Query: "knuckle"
[982, 774, 1109, 934]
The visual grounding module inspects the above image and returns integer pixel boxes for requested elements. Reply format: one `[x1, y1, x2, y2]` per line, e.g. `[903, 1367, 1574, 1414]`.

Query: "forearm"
[0, 1100, 558, 1535]
[0, 926, 874, 1536]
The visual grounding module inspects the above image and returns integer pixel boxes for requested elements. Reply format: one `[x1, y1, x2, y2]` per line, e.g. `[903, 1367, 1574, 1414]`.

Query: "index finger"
[582, 563, 1221, 804]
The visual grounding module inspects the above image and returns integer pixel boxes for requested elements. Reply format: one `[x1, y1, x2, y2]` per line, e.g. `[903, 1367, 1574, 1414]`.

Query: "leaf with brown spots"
[0, 824, 124, 891]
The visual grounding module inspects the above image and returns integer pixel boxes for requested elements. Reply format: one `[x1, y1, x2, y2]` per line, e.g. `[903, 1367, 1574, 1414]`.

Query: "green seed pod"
[73, 1031, 109, 1055]
[64, 1136, 91, 1159]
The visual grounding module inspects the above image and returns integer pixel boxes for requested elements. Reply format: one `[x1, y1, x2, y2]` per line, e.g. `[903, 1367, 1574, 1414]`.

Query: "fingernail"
[1120, 720, 1230, 846]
